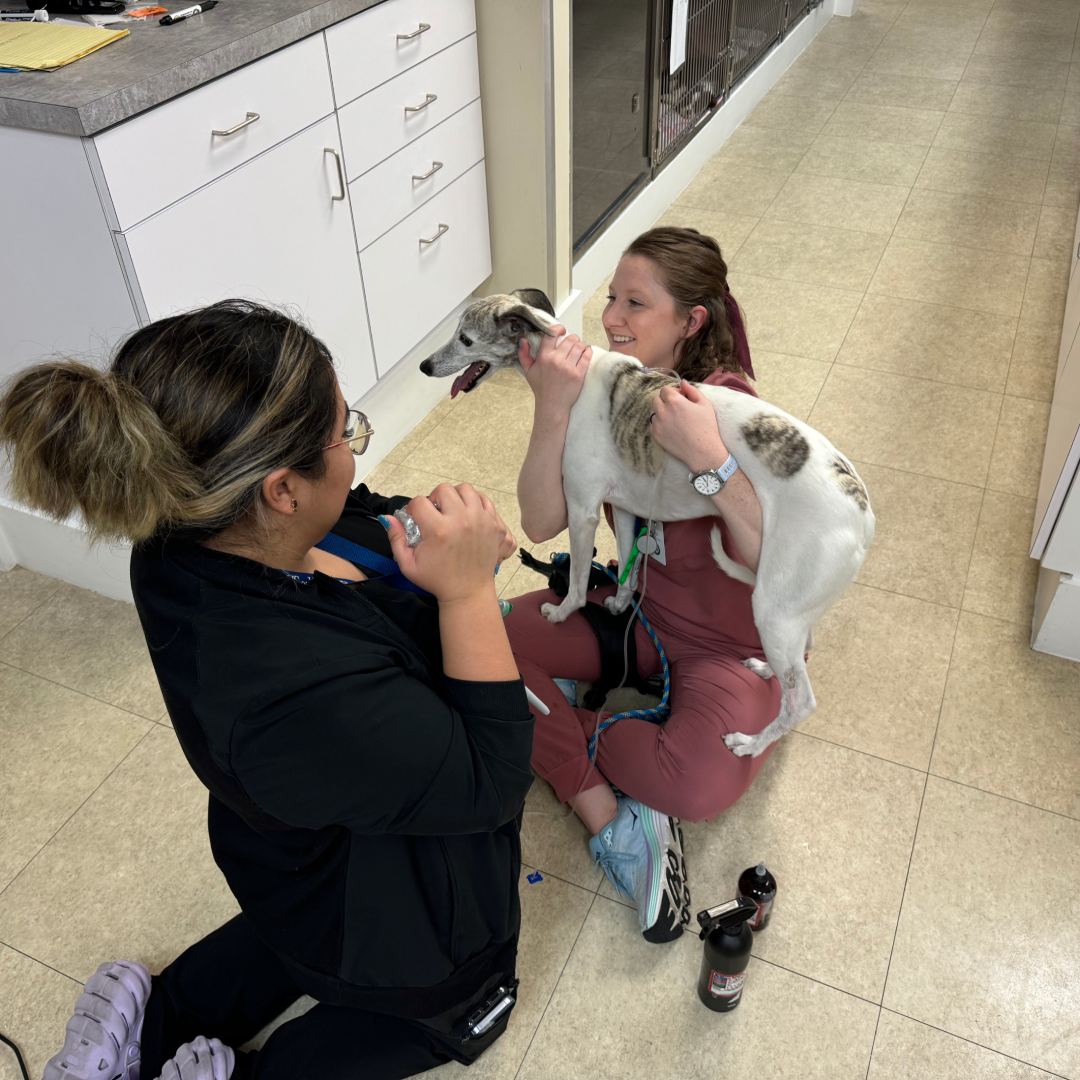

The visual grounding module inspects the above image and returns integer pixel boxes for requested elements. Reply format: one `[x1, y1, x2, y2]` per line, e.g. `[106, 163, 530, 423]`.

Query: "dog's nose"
[419, 358, 433, 375]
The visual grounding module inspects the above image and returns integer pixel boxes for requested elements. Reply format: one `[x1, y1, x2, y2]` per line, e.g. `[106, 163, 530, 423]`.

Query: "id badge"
[640, 521, 667, 566]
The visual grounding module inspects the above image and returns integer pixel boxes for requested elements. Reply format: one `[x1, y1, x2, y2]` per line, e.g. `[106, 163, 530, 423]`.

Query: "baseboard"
[0, 498, 135, 602]
[572, 1, 833, 301]
[1031, 568, 1080, 663]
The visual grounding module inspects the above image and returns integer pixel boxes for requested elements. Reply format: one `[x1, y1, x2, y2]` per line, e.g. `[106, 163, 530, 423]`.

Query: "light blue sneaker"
[589, 795, 690, 943]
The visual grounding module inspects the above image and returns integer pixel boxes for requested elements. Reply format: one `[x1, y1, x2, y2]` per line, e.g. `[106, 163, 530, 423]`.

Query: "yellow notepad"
[0, 22, 129, 71]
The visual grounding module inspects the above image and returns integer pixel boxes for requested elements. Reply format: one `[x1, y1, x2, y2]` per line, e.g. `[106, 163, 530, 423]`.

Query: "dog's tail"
[710, 526, 756, 586]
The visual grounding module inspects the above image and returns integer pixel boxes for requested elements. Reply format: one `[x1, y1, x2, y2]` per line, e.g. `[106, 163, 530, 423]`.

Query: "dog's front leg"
[605, 506, 639, 615]
[540, 506, 600, 624]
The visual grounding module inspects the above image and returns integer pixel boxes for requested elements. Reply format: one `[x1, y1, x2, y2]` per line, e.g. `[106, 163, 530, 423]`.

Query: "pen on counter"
[160, 0, 216, 25]
[0, 8, 48, 20]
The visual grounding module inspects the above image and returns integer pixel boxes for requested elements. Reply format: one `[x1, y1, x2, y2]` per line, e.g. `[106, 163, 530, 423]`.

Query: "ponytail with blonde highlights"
[0, 300, 339, 544]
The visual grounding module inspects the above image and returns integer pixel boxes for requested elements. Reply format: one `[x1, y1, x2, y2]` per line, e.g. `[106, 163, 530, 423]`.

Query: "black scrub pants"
[140, 915, 511, 1080]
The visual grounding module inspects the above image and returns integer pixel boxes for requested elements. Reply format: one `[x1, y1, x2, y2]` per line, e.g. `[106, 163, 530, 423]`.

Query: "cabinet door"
[361, 162, 491, 374]
[121, 116, 377, 404]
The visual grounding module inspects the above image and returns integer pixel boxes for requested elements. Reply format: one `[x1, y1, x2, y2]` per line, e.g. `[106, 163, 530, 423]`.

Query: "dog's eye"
[459, 333, 473, 347]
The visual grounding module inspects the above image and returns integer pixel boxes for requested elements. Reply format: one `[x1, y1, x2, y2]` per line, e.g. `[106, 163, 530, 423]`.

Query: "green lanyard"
[618, 525, 651, 586]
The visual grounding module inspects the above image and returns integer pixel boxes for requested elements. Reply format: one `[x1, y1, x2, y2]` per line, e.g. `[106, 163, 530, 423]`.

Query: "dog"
[419, 291, 875, 757]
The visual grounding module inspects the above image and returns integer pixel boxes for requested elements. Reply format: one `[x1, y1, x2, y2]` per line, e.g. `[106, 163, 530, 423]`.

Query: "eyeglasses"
[324, 408, 375, 456]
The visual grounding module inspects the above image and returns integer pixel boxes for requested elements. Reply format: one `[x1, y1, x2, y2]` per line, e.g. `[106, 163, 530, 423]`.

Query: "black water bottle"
[737, 863, 777, 931]
[696, 898, 758, 1012]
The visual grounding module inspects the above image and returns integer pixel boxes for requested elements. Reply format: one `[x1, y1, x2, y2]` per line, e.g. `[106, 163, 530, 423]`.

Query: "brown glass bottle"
[737, 863, 777, 931]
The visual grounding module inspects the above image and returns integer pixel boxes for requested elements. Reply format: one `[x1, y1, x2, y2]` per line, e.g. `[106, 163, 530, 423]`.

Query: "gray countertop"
[0, 0, 385, 136]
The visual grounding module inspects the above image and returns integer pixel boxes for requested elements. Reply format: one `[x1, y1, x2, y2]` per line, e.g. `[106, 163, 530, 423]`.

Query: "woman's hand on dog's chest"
[649, 381, 728, 474]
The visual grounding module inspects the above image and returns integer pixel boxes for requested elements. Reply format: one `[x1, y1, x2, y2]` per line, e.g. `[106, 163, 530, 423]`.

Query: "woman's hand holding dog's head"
[518, 323, 592, 419]
[383, 483, 514, 604]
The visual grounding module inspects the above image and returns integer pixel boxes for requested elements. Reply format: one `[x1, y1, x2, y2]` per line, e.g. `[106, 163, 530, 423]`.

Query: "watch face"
[693, 472, 722, 496]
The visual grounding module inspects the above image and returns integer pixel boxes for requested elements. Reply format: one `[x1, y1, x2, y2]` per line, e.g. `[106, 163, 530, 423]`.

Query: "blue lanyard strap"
[315, 530, 431, 596]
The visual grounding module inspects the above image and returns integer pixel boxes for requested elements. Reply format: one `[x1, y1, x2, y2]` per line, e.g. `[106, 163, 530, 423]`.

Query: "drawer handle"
[419, 223, 449, 247]
[324, 147, 346, 202]
[397, 22, 431, 42]
[211, 111, 260, 138]
[405, 93, 438, 116]
[412, 160, 444, 183]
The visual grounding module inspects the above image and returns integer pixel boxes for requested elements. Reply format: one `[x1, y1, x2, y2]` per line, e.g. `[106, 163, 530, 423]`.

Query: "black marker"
[160, 0, 217, 25]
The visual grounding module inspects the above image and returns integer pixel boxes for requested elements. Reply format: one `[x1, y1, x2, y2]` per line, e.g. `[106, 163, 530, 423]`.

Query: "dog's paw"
[540, 601, 573, 624]
[604, 593, 631, 615]
[743, 658, 774, 680]
[724, 731, 761, 757]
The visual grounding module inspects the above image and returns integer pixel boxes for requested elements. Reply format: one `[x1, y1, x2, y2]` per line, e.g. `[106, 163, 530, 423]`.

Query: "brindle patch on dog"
[741, 414, 810, 478]
[831, 456, 869, 511]
[609, 363, 680, 475]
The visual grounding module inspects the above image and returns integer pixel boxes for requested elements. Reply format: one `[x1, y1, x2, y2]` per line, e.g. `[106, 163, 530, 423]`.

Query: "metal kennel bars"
[652, 0, 824, 166]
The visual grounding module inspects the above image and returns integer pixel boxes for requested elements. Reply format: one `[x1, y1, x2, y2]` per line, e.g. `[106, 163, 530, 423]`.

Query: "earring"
[290, 499, 298, 513]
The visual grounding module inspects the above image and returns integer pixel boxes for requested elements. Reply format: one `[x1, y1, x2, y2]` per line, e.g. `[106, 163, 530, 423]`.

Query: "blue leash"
[315, 529, 431, 596]
[546, 551, 672, 761]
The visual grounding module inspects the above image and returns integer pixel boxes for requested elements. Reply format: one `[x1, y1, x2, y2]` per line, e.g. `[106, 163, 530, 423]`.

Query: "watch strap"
[690, 454, 739, 490]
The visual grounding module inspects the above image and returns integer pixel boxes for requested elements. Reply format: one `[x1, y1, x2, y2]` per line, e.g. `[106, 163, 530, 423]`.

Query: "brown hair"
[624, 226, 751, 383]
[0, 300, 339, 544]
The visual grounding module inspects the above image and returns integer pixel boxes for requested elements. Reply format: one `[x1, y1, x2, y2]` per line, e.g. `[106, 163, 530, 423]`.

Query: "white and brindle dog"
[420, 291, 875, 757]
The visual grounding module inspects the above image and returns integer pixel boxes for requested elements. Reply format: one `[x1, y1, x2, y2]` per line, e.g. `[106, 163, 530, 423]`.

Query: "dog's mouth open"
[450, 361, 490, 398]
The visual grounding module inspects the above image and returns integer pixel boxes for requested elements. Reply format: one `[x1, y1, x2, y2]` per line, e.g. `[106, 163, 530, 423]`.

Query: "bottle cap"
[755, 863, 767, 876]
[696, 897, 758, 938]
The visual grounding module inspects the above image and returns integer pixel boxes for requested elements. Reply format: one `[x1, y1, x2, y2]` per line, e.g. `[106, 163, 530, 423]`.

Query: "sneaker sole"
[639, 809, 690, 944]
[44, 960, 150, 1080]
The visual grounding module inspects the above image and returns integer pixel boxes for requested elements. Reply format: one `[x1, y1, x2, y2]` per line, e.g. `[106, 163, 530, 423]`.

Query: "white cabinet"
[325, 0, 476, 108]
[94, 34, 334, 231]
[1030, 197, 1080, 659]
[120, 116, 377, 404]
[337, 35, 480, 181]
[350, 98, 484, 250]
[362, 162, 491, 373]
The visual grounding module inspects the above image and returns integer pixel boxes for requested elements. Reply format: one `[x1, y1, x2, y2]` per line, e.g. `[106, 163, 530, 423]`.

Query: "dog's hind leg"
[604, 506, 639, 615]
[743, 627, 814, 680]
[541, 506, 601, 624]
[725, 617, 817, 757]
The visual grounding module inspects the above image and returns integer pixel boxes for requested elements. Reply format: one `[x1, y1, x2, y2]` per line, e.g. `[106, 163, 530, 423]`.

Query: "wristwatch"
[690, 454, 739, 496]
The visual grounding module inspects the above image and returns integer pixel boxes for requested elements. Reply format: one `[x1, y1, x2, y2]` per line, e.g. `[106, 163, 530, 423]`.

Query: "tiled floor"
[3, 1, 1080, 1077]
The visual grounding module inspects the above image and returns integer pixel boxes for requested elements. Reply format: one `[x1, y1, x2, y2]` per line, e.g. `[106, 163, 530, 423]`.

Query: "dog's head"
[420, 289, 557, 397]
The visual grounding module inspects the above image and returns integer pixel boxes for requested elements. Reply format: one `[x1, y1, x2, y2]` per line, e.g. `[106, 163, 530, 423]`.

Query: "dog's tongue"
[450, 361, 488, 399]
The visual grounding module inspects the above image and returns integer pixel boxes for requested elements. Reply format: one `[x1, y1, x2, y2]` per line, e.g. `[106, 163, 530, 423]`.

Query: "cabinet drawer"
[361, 162, 491, 373]
[338, 34, 480, 182]
[350, 99, 484, 251]
[121, 116, 377, 404]
[325, 0, 476, 108]
[94, 34, 334, 231]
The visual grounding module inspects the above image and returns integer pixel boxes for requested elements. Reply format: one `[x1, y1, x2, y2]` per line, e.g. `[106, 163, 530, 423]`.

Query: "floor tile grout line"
[0, 941, 82, 987]
[0, 583, 63, 648]
[0, 656, 162, 727]
[881, 1006, 1073, 1079]
[926, 770, 1080, 827]
[0, 725, 157, 907]
[511, 889, 601, 1080]
[813, 115, 923, 417]
[745, 952, 885, 1009]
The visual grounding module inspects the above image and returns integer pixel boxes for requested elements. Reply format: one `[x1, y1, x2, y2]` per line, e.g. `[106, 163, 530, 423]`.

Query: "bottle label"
[748, 898, 773, 930]
[708, 968, 745, 1001]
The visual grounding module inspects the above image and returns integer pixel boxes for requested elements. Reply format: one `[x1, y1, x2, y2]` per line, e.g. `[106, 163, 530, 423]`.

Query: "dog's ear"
[511, 288, 556, 317]
[495, 302, 552, 339]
